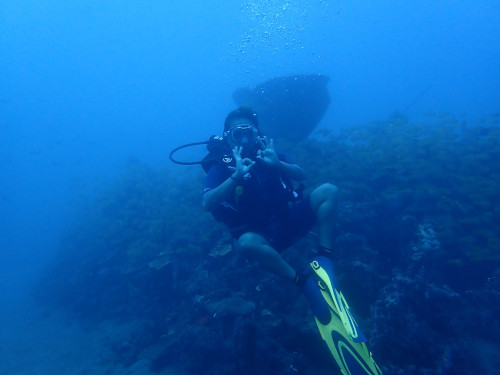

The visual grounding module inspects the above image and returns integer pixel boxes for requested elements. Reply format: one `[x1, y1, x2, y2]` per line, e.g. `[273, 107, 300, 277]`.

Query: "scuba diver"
[201, 106, 338, 286]
[170, 106, 383, 374]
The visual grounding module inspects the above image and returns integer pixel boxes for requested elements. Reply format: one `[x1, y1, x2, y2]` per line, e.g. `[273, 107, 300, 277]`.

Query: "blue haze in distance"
[0, 0, 499, 298]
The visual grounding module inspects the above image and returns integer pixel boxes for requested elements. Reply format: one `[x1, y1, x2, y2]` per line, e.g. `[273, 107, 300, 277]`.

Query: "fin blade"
[310, 257, 365, 341]
[306, 257, 383, 374]
[314, 307, 382, 375]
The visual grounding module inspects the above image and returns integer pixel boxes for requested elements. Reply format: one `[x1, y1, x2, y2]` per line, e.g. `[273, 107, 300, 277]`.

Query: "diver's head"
[223, 107, 260, 149]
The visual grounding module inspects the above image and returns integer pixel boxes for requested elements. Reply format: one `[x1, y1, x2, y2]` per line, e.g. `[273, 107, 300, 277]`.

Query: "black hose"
[168, 141, 209, 165]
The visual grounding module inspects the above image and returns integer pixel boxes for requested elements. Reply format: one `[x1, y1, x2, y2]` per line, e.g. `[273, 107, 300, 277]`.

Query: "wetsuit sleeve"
[203, 164, 230, 194]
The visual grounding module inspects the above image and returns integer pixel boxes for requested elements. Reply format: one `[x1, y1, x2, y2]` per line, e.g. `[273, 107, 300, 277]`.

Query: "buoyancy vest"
[202, 136, 301, 235]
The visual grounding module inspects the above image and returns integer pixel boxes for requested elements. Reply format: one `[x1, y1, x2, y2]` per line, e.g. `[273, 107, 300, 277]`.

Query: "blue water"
[0, 1, 499, 374]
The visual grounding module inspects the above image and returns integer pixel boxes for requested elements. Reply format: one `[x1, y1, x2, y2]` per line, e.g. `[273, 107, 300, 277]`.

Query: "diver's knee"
[313, 183, 338, 201]
[238, 232, 262, 251]
[321, 183, 338, 198]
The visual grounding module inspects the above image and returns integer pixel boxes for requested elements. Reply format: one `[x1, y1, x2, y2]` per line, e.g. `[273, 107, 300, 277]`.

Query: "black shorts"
[239, 195, 316, 251]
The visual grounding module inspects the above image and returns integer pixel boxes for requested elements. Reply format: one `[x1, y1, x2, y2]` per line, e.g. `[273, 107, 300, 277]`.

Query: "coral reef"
[37, 115, 500, 374]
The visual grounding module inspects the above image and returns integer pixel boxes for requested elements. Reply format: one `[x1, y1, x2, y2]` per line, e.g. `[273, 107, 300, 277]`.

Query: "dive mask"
[226, 124, 259, 145]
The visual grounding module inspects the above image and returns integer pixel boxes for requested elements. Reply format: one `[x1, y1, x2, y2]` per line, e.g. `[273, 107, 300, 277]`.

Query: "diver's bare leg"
[238, 232, 296, 281]
[310, 183, 339, 250]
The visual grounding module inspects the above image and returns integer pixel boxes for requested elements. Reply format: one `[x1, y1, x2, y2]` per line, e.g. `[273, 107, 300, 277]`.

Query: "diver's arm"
[279, 161, 306, 181]
[202, 175, 239, 211]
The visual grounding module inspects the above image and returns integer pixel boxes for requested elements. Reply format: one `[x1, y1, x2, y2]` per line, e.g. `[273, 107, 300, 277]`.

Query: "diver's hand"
[256, 137, 280, 168]
[232, 146, 255, 179]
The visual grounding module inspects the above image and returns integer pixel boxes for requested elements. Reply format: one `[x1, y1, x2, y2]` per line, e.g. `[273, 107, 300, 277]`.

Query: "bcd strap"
[201, 136, 232, 173]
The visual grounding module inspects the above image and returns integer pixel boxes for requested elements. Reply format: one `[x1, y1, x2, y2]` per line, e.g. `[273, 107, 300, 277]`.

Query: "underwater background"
[1, 1, 499, 374]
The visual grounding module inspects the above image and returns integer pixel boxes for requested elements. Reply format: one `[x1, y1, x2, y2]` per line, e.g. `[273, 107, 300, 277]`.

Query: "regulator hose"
[168, 141, 209, 165]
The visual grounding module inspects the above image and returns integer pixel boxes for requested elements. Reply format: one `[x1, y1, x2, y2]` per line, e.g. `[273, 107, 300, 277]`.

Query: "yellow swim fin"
[303, 256, 383, 375]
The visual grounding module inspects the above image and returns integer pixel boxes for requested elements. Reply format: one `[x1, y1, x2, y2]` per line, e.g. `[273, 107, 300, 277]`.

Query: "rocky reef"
[37, 113, 500, 374]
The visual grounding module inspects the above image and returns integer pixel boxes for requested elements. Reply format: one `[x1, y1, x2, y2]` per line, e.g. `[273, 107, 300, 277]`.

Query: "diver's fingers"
[242, 159, 256, 171]
[269, 138, 274, 149]
[233, 146, 241, 158]
[258, 136, 269, 149]
[257, 137, 265, 149]
[233, 149, 243, 167]
[241, 157, 254, 166]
